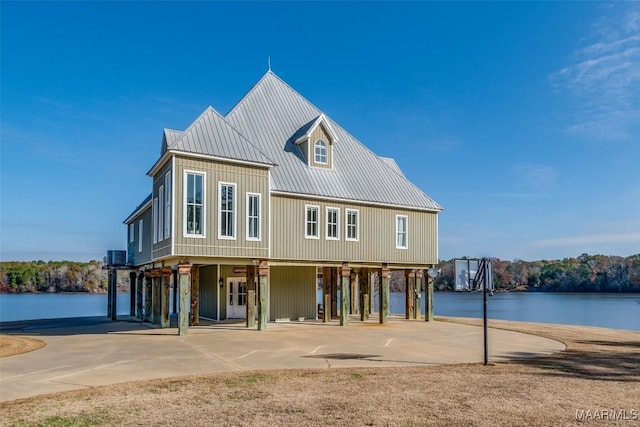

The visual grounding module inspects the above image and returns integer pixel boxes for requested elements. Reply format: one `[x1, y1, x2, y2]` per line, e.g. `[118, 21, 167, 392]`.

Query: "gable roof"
[164, 106, 274, 167]
[161, 129, 183, 154]
[293, 114, 339, 145]
[225, 71, 442, 211]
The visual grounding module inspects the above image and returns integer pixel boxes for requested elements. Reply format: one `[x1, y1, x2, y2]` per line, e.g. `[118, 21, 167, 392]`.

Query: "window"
[184, 171, 204, 237]
[218, 182, 236, 239]
[138, 220, 143, 252]
[246, 193, 261, 241]
[164, 172, 171, 239]
[153, 197, 158, 243]
[326, 207, 339, 240]
[314, 139, 327, 164]
[346, 209, 359, 241]
[305, 205, 320, 239]
[396, 215, 408, 249]
[158, 185, 164, 241]
[129, 223, 134, 243]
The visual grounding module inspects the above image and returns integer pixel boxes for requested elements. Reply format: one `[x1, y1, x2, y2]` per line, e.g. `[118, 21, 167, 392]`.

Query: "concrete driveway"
[0, 316, 565, 402]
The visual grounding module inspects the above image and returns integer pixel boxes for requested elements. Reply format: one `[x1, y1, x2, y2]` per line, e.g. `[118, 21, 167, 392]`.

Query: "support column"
[152, 270, 161, 324]
[129, 272, 136, 316]
[369, 270, 375, 315]
[331, 267, 338, 319]
[136, 272, 144, 319]
[405, 270, 415, 320]
[144, 273, 152, 322]
[322, 267, 331, 323]
[246, 264, 257, 328]
[160, 267, 171, 328]
[415, 270, 423, 320]
[172, 269, 178, 314]
[178, 261, 191, 336]
[190, 265, 200, 326]
[350, 271, 358, 314]
[379, 265, 390, 324]
[340, 264, 351, 326]
[426, 271, 434, 322]
[108, 269, 117, 321]
[360, 268, 369, 321]
[258, 261, 269, 331]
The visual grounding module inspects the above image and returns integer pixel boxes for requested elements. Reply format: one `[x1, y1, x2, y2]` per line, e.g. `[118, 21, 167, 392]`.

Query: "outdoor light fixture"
[219, 278, 224, 288]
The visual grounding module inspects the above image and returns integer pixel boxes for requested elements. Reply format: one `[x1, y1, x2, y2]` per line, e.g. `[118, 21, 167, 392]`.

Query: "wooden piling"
[360, 268, 369, 321]
[246, 264, 256, 328]
[190, 265, 199, 326]
[322, 267, 331, 323]
[144, 273, 152, 322]
[129, 272, 136, 316]
[136, 272, 143, 319]
[178, 262, 191, 336]
[340, 264, 351, 326]
[160, 267, 171, 328]
[152, 270, 161, 324]
[257, 261, 268, 331]
[415, 270, 423, 320]
[426, 274, 434, 322]
[380, 265, 390, 324]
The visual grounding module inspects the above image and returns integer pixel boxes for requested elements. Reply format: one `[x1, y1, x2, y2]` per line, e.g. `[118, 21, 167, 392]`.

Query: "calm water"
[1, 292, 639, 331]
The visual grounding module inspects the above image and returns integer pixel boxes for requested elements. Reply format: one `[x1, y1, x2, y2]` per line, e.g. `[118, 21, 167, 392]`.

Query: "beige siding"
[270, 266, 317, 321]
[152, 160, 173, 259]
[199, 265, 219, 319]
[271, 195, 438, 265]
[309, 124, 332, 169]
[173, 156, 270, 259]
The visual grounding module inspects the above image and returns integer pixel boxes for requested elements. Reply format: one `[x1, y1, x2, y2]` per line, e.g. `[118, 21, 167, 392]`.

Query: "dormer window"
[314, 140, 328, 164]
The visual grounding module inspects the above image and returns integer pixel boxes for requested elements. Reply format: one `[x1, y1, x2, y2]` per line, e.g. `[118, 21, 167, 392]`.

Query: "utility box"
[106, 250, 127, 267]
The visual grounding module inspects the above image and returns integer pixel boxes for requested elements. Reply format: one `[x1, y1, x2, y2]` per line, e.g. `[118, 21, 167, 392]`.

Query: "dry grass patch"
[0, 335, 46, 358]
[1, 320, 639, 427]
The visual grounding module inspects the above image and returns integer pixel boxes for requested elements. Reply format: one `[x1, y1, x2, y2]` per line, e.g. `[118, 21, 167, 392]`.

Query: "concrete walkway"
[0, 316, 565, 402]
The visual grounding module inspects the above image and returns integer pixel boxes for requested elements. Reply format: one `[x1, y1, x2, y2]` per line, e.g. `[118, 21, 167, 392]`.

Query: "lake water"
[1, 292, 638, 331]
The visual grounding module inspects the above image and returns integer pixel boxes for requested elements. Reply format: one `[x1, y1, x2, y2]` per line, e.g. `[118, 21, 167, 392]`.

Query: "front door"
[226, 278, 247, 319]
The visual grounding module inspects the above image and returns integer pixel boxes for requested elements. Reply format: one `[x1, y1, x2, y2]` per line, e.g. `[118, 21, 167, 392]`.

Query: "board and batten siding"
[152, 160, 173, 260]
[199, 265, 219, 320]
[172, 156, 270, 259]
[271, 195, 438, 265]
[309, 123, 333, 169]
[269, 266, 316, 321]
[128, 207, 153, 266]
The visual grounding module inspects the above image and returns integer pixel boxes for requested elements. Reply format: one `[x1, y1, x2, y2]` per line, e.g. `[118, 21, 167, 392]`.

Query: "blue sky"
[1, 1, 639, 262]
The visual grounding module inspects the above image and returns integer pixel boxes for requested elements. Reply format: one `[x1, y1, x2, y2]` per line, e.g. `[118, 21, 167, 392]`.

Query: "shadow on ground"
[519, 345, 640, 382]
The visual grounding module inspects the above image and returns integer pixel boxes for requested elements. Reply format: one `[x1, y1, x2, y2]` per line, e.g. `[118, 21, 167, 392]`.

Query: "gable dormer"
[293, 114, 338, 169]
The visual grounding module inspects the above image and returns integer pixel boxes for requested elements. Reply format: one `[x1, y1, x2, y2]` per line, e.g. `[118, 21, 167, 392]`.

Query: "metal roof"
[167, 107, 274, 166]
[225, 71, 442, 211]
[123, 194, 152, 224]
[161, 129, 183, 154]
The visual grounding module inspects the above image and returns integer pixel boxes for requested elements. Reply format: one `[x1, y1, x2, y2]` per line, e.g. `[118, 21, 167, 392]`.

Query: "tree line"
[0, 260, 129, 293]
[433, 253, 640, 292]
[2, 253, 639, 293]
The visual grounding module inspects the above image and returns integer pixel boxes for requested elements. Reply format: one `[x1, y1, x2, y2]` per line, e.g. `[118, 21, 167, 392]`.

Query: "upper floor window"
[138, 219, 143, 252]
[314, 140, 327, 164]
[246, 193, 261, 241]
[326, 207, 339, 240]
[184, 171, 205, 237]
[346, 209, 359, 241]
[129, 223, 134, 243]
[305, 205, 320, 239]
[164, 172, 171, 239]
[158, 185, 164, 241]
[396, 215, 408, 249]
[219, 182, 236, 239]
[153, 197, 159, 244]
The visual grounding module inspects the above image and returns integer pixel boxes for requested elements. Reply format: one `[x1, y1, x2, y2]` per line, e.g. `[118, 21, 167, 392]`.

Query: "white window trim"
[218, 181, 237, 240]
[138, 219, 143, 253]
[164, 172, 171, 240]
[183, 170, 206, 238]
[153, 197, 158, 244]
[396, 215, 408, 249]
[158, 185, 164, 241]
[305, 205, 320, 239]
[129, 223, 134, 243]
[345, 208, 360, 242]
[314, 139, 328, 165]
[325, 207, 340, 240]
[246, 192, 261, 241]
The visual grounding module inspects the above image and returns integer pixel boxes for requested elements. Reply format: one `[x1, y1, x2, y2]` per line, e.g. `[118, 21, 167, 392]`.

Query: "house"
[123, 70, 442, 334]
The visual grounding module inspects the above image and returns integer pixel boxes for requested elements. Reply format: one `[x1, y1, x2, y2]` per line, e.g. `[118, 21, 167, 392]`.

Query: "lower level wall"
[200, 265, 219, 320]
[270, 266, 317, 321]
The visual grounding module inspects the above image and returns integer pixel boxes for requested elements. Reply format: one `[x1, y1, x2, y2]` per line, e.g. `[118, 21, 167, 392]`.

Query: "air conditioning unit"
[106, 250, 127, 267]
